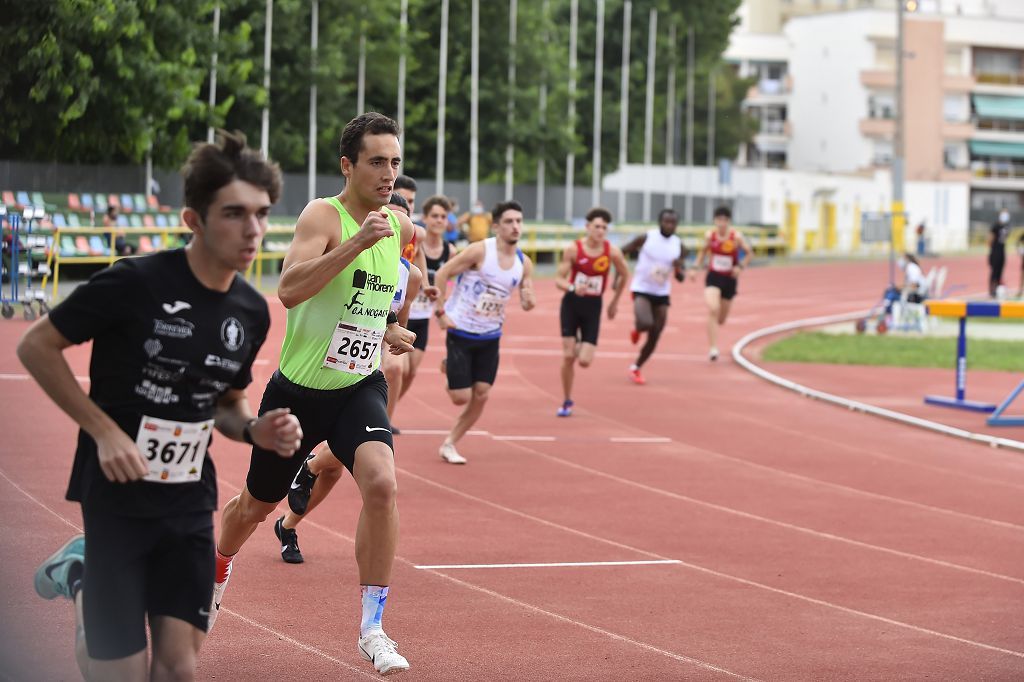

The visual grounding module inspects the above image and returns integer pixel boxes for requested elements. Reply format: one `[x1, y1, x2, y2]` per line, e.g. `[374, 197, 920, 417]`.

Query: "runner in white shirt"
[432, 200, 536, 464]
[620, 208, 687, 385]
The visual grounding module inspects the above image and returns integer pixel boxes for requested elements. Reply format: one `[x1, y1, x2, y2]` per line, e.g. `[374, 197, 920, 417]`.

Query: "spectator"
[458, 199, 492, 242]
[915, 220, 926, 257]
[898, 252, 927, 303]
[102, 206, 135, 256]
[989, 209, 1010, 298]
[444, 198, 461, 243]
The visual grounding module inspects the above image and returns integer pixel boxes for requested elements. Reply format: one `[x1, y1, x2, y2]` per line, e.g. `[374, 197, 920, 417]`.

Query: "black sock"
[68, 561, 83, 598]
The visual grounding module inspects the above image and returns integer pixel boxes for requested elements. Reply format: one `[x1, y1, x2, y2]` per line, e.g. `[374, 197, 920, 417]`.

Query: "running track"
[0, 255, 1022, 680]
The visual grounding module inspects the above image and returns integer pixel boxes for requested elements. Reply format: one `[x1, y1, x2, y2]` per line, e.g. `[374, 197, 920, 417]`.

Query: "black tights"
[634, 296, 668, 368]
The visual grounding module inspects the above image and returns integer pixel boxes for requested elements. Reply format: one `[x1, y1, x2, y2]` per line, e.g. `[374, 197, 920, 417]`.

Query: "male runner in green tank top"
[210, 112, 417, 675]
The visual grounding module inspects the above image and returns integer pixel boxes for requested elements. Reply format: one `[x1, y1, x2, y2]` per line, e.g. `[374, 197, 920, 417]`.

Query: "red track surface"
[1, 254, 1022, 680]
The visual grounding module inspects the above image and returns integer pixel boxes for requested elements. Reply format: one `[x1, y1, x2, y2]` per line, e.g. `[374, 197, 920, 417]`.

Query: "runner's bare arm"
[16, 319, 148, 483]
[555, 244, 575, 292]
[619, 233, 646, 257]
[279, 200, 394, 309]
[214, 390, 302, 458]
[412, 227, 438, 300]
[433, 243, 486, 330]
[397, 210, 416, 251]
[520, 256, 537, 311]
[737, 232, 754, 271]
[673, 242, 688, 282]
[607, 245, 629, 320]
[691, 233, 710, 280]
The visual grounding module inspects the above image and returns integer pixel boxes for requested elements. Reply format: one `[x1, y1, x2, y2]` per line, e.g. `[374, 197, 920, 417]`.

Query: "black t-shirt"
[48, 249, 269, 517]
[990, 222, 1009, 259]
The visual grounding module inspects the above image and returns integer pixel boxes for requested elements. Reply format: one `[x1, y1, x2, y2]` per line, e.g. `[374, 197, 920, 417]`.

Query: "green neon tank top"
[278, 197, 400, 389]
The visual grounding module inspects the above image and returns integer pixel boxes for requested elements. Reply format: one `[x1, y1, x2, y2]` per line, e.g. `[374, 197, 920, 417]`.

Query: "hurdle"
[924, 300, 1024, 422]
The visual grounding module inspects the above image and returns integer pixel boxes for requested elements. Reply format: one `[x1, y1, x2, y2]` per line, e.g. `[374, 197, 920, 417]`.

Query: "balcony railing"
[976, 118, 1024, 133]
[975, 72, 1024, 86]
[759, 120, 786, 135]
[971, 160, 1024, 178]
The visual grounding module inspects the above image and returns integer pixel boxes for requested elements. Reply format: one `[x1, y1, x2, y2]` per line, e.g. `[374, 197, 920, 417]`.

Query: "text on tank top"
[708, 229, 739, 276]
[631, 229, 681, 296]
[570, 239, 611, 296]
[447, 238, 524, 338]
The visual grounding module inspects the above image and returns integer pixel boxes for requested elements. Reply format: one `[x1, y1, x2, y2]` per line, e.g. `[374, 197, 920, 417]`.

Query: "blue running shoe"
[34, 534, 85, 600]
[556, 400, 574, 417]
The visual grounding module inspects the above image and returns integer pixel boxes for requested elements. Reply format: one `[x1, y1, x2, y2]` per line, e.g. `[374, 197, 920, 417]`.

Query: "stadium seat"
[121, 194, 134, 212]
[146, 195, 160, 210]
[94, 193, 107, 212]
[74, 236, 91, 253]
[129, 214, 142, 228]
[88, 236, 109, 256]
[67, 213, 82, 228]
[138, 235, 155, 253]
[31, 191, 46, 207]
[116, 215, 128, 227]
[142, 214, 156, 227]
[68, 194, 82, 211]
[17, 191, 31, 207]
[53, 213, 67, 228]
[60, 235, 79, 257]
[80, 193, 94, 210]
[2, 191, 18, 208]
[107, 194, 120, 210]
[155, 214, 168, 228]
[151, 235, 163, 250]
[133, 194, 147, 211]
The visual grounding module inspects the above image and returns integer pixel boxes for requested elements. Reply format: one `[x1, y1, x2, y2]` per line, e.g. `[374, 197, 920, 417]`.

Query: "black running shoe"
[391, 426, 401, 436]
[274, 516, 304, 564]
[288, 453, 318, 516]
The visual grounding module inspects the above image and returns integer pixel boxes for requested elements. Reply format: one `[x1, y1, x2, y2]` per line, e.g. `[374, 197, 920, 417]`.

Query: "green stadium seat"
[67, 213, 82, 227]
[133, 194, 147, 211]
[94, 194, 107, 212]
[60, 235, 79, 256]
[129, 214, 142, 228]
[31, 191, 46, 207]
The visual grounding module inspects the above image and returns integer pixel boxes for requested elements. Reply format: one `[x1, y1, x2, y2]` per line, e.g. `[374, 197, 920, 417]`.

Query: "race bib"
[711, 254, 735, 273]
[474, 292, 506, 319]
[649, 266, 671, 285]
[323, 321, 384, 375]
[573, 271, 604, 296]
[410, 290, 433, 317]
[135, 416, 213, 484]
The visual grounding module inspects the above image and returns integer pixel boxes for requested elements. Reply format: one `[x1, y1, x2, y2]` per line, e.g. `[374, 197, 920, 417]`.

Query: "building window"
[875, 44, 896, 70]
[869, 92, 896, 119]
[945, 48, 963, 75]
[873, 140, 893, 166]
[943, 94, 967, 123]
[944, 143, 965, 170]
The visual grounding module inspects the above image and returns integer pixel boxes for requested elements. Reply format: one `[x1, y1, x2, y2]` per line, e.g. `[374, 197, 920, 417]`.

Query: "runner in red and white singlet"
[693, 205, 753, 361]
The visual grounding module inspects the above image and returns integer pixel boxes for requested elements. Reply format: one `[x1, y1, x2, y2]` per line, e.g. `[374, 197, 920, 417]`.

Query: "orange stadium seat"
[138, 236, 155, 253]
[146, 195, 159, 210]
[142, 214, 156, 227]
[107, 194, 120, 210]
[67, 194, 82, 211]
[2, 191, 17, 208]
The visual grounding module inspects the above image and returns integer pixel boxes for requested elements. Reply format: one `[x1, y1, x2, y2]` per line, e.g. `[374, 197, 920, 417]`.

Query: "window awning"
[969, 140, 1024, 159]
[972, 94, 1024, 121]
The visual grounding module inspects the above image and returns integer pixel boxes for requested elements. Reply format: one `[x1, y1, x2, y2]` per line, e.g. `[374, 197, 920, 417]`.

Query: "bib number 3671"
[135, 416, 213, 484]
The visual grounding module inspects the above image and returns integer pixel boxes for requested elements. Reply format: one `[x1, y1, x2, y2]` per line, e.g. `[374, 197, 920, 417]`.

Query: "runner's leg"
[217, 488, 279, 556]
[382, 352, 404, 422]
[351, 442, 400, 586]
[399, 349, 425, 399]
[636, 304, 668, 368]
[560, 336, 577, 403]
[149, 616, 204, 682]
[634, 294, 654, 333]
[705, 286, 722, 352]
[447, 382, 491, 445]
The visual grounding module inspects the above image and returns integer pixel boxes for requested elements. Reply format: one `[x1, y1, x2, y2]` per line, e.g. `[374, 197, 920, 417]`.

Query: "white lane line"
[0, 467, 82, 532]
[0, 372, 89, 383]
[610, 437, 673, 444]
[415, 560, 683, 570]
[401, 469, 1024, 660]
[492, 435, 556, 442]
[399, 429, 490, 436]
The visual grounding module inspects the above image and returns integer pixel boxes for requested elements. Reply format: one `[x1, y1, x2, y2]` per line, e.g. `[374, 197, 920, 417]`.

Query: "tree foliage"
[0, 0, 751, 186]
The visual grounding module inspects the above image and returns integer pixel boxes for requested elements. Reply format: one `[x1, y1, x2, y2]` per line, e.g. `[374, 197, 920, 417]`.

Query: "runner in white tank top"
[433, 201, 536, 464]
[620, 208, 688, 385]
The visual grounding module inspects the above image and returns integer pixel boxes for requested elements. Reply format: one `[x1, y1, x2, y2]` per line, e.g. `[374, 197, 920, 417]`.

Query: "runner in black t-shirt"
[19, 131, 302, 681]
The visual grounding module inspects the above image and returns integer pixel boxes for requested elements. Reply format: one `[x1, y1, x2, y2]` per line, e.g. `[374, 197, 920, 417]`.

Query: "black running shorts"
[559, 293, 603, 345]
[81, 507, 214, 659]
[445, 333, 500, 390]
[245, 370, 392, 503]
[407, 318, 429, 351]
[706, 271, 738, 300]
[632, 291, 670, 307]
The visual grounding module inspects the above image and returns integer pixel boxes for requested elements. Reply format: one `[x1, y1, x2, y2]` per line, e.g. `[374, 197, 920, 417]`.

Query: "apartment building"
[727, 0, 1024, 232]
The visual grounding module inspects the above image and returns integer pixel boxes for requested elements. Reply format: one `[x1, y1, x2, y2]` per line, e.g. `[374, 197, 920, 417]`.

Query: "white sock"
[629, 364, 639, 371]
[360, 585, 389, 636]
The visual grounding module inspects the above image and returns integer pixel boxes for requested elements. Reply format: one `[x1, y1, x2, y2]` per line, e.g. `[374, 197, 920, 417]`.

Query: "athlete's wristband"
[386, 311, 399, 325]
[242, 418, 257, 445]
[567, 284, 575, 293]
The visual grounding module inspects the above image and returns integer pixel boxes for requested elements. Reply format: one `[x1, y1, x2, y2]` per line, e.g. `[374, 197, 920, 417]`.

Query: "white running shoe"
[207, 560, 232, 632]
[358, 630, 410, 675]
[439, 442, 467, 465]
[709, 347, 719, 362]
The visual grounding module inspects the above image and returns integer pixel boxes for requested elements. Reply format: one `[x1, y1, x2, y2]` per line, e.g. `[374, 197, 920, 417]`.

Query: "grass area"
[762, 331, 1024, 372]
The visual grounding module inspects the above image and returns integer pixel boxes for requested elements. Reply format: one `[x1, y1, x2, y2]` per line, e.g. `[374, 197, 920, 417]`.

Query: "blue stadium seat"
[116, 215, 128, 227]
[81, 193, 94, 209]
[88, 236, 109, 256]
[155, 214, 168, 228]
[53, 213, 68, 228]
[16, 191, 30, 206]
[121, 194, 134, 212]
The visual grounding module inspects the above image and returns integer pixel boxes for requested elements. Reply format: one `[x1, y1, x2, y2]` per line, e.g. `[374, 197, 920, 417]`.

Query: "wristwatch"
[242, 418, 257, 445]
[434, 307, 446, 318]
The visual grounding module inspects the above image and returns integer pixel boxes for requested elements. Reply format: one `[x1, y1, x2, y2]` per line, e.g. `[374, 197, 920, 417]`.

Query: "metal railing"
[975, 72, 1024, 86]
